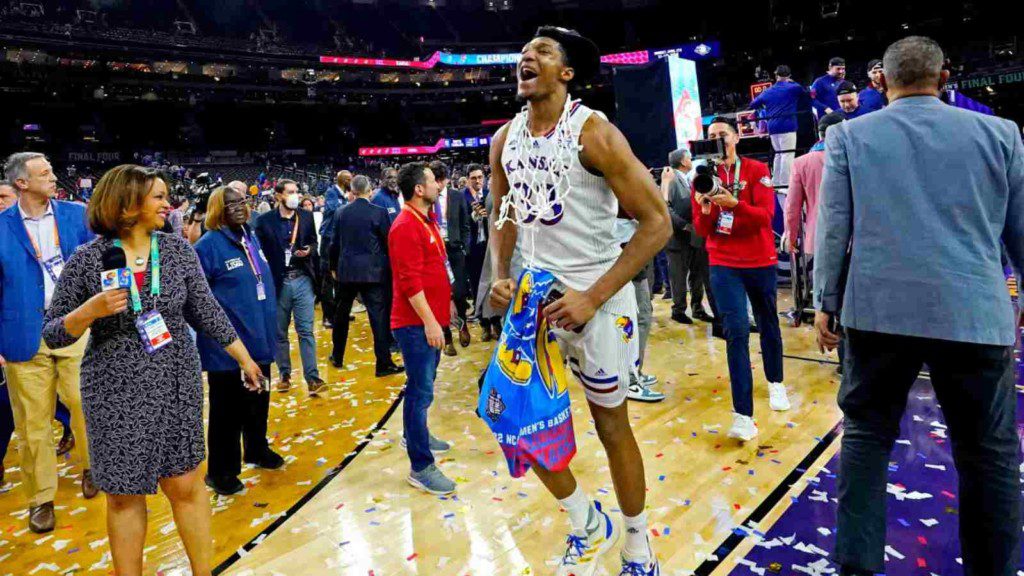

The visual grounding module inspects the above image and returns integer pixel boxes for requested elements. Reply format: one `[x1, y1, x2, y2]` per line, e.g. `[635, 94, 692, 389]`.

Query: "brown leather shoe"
[56, 430, 75, 457]
[82, 468, 99, 499]
[443, 342, 457, 357]
[29, 502, 55, 533]
[276, 374, 292, 393]
[458, 325, 471, 348]
[481, 328, 493, 343]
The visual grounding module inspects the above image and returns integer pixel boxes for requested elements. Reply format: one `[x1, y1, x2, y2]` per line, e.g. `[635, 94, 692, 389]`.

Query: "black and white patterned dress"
[43, 232, 238, 494]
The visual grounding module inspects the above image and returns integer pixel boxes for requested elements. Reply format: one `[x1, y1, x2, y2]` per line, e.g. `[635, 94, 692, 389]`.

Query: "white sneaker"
[556, 500, 621, 576]
[727, 413, 758, 442]
[768, 382, 791, 411]
[352, 303, 367, 314]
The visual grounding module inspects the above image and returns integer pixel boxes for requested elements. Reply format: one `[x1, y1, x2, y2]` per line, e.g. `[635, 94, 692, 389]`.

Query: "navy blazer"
[328, 198, 391, 284]
[464, 187, 489, 247]
[253, 208, 320, 294]
[194, 226, 278, 371]
[815, 95, 1024, 346]
[0, 201, 94, 362]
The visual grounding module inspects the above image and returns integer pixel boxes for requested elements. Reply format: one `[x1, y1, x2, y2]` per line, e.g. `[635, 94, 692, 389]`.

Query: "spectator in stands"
[328, 175, 403, 377]
[429, 161, 471, 356]
[692, 118, 789, 442]
[815, 36, 1024, 576]
[463, 165, 489, 323]
[0, 153, 96, 533]
[858, 59, 888, 114]
[837, 82, 868, 119]
[388, 162, 455, 495]
[253, 179, 326, 395]
[811, 57, 846, 117]
[749, 65, 806, 187]
[371, 167, 402, 224]
[0, 179, 16, 210]
[195, 185, 283, 496]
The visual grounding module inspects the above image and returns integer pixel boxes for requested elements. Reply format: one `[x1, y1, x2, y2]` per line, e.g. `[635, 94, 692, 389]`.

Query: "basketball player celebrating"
[489, 27, 671, 576]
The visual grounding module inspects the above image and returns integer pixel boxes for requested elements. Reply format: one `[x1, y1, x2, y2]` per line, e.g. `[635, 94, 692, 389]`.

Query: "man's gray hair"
[882, 36, 944, 88]
[4, 152, 47, 182]
[668, 147, 691, 169]
[352, 175, 371, 194]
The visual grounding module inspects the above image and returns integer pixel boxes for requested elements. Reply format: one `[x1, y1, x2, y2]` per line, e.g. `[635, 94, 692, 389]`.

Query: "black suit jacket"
[253, 208, 320, 294]
[328, 198, 391, 284]
[464, 187, 489, 247]
[444, 188, 472, 255]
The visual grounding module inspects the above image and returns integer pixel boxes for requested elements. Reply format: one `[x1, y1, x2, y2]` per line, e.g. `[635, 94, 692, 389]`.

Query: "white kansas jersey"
[501, 100, 635, 316]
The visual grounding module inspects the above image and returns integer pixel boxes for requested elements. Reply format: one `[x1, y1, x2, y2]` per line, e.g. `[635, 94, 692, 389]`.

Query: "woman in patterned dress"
[42, 165, 265, 576]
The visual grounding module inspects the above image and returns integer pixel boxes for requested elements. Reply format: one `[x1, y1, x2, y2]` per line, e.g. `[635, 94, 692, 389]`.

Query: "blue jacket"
[0, 201, 94, 362]
[252, 208, 320, 294]
[810, 73, 843, 117]
[841, 105, 870, 120]
[194, 226, 277, 371]
[328, 198, 391, 284]
[749, 80, 805, 134]
[319, 185, 348, 250]
[857, 87, 887, 114]
[370, 188, 402, 225]
[814, 96, 1024, 346]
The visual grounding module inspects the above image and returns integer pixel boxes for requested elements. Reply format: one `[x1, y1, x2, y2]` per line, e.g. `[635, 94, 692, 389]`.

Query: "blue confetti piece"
[791, 496, 800, 504]
[444, 513, 455, 519]
[684, 499, 691, 506]
[771, 459, 782, 464]
[663, 527, 671, 535]
[897, 518, 910, 527]
[658, 475, 666, 481]
[748, 469, 755, 476]
[369, 521, 381, 526]
[517, 492, 529, 498]
[786, 422, 795, 428]
[365, 507, 376, 513]
[691, 432, 698, 438]
[598, 488, 609, 494]
[708, 430, 719, 434]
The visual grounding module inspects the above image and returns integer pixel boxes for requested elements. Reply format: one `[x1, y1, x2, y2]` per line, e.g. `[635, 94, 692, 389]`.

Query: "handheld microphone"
[100, 246, 131, 292]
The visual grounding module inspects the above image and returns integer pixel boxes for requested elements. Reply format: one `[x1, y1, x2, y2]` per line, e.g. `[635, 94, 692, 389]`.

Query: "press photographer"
[690, 116, 788, 442]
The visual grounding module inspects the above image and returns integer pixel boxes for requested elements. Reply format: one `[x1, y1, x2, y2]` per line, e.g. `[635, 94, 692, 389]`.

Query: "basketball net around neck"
[496, 94, 581, 267]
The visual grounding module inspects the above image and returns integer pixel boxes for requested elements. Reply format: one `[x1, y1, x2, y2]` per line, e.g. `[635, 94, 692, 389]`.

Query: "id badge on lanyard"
[25, 210, 64, 282]
[284, 215, 299, 268]
[715, 160, 741, 236]
[42, 253, 65, 283]
[115, 236, 172, 354]
[241, 233, 267, 301]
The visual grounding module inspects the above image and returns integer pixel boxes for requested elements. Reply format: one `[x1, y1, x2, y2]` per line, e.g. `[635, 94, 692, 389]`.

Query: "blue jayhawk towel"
[478, 268, 576, 478]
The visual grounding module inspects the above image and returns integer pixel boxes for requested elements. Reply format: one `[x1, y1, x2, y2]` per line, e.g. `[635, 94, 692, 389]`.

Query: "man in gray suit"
[661, 149, 714, 324]
[814, 36, 1024, 576]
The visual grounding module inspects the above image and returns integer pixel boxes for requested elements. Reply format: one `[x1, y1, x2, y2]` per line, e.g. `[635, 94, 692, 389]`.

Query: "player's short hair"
[534, 26, 600, 83]
[398, 162, 430, 202]
[883, 36, 944, 89]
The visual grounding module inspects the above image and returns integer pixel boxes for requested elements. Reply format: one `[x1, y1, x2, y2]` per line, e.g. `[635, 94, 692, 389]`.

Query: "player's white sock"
[622, 511, 651, 561]
[559, 484, 595, 535]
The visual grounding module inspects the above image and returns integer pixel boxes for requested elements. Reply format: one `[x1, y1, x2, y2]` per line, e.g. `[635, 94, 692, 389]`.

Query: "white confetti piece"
[885, 545, 905, 560]
[920, 518, 939, 527]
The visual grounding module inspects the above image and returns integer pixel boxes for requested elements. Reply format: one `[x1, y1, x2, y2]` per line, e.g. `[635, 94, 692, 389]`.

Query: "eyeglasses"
[225, 199, 247, 208]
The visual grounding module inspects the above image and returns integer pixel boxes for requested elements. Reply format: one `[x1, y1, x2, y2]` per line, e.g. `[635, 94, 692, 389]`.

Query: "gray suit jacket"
[666, 171, 694, 250]
[814, 95, 1024, 345]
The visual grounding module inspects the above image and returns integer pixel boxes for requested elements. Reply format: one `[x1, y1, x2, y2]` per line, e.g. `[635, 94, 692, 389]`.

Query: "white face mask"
[284, 194, 300, 210]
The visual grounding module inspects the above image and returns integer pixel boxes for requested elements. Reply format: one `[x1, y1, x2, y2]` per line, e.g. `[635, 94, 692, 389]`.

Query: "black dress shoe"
[671, 313, 694, 325]
[750, 322, 760, 333]
[711, 323, 726, 340]
[246, 450, 285, 470]
[205, 474, 245, 495]
[329, 355, 345, 368]
[375, 364, 405, 378]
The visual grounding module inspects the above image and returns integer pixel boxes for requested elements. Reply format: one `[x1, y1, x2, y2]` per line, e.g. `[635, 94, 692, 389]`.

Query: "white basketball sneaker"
[727, 413, 758, 442]
[556, 500, 621, 576]
[768, 382, 791, 411]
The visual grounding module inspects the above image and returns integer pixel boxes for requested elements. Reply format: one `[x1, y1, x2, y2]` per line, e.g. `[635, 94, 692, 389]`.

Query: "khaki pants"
[5, 335, 89, 507]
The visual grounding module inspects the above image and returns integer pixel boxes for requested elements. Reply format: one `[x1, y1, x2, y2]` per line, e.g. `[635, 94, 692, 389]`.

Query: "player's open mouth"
[519, 67, 538, 82]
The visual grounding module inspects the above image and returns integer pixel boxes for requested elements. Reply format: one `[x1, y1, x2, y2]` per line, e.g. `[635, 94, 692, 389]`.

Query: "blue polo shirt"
[749, 80, 805, 135]
[194, 226, 278, 372]
[810, 73, 843, 117]
[370, 188, 402, 225]
[857, 87, 887, 114]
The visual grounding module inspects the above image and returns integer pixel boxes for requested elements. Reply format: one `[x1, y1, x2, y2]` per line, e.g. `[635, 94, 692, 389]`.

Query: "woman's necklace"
[134, 255, 145, 266]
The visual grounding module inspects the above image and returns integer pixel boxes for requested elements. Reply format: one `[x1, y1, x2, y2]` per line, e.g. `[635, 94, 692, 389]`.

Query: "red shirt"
[389, 205, 452, 330]
[691, 157, 778, 269]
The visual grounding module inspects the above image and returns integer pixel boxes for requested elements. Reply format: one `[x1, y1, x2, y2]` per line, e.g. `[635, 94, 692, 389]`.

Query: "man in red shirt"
[692, 117, 788, 442]
[388, 161, 456, 495]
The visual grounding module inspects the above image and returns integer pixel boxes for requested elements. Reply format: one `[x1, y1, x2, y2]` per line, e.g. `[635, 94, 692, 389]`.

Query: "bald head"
[336, 170, 353, 190]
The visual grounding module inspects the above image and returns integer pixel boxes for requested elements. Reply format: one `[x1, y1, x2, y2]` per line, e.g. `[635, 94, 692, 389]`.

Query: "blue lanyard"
[113, 236, 159, 314]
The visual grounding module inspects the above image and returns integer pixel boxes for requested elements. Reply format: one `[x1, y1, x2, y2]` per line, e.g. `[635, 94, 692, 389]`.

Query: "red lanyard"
[23, 205, 61, 261]
[405, 205, 448, 261]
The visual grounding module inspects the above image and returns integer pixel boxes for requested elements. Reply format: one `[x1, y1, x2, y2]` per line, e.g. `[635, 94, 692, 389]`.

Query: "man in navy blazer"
[814, 37, 1024, 576]
[328, 175, 403, 377]
[0, 152, 97, 532]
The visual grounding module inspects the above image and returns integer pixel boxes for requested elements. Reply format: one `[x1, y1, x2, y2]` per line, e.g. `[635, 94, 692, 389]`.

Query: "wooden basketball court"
[0, 294, 843, 575]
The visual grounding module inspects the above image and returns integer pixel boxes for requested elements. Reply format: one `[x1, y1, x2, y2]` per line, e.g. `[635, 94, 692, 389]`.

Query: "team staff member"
[0, 152, 96, 533]
[42, 164, 264, 575]
[692, 117, 789, 442]
[389, 162, 455, 495]
[254, 179, 326, 395]
[836, 82, 868, 119]
[749, 65, 806, 187]
[195, 186, 284, 496]
[810, 57, 847, 117]
[858, 59, 887, 114]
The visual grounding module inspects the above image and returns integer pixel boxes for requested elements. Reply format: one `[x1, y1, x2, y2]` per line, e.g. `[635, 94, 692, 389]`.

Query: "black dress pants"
[207, 364, 272, 478]
[333, 281, 393, 370]
[836, 328, 1020, 575]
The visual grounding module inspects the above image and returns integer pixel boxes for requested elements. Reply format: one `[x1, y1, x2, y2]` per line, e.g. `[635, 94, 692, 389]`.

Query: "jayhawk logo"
[536, 314, 568, 399]
[616, 316, 635, 343]
[497, 340, 533, 384]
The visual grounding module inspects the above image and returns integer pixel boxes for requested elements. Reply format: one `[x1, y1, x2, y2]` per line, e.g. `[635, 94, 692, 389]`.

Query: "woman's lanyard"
[240, 231, 262, 278]
[113, 236, 160, 314]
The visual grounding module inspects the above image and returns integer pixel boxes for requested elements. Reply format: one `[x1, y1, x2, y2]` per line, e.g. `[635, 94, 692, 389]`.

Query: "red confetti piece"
[407, 553, 418, 561]
[917, 536, 928, 545]
[655, 453, 664, 458]
[941, 490, 956, 499]
[733, 503, 741, 510]
[917, 558, 927, 568]
[650, 528, 661, 537]
[722, 466, 732, 472]
[492, 497, 504, 502]
[335, 503, 345, 510]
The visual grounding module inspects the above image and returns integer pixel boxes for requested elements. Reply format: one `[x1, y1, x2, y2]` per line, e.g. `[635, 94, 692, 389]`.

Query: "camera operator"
[691, 117, 788, 442]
